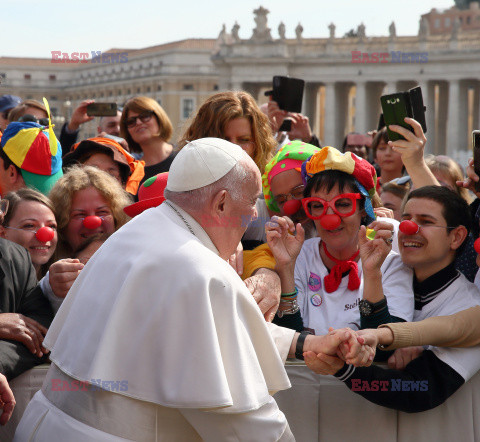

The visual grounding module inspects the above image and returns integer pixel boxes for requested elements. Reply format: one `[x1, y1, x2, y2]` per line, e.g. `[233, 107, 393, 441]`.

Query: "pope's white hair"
[164, 159, 257, 211]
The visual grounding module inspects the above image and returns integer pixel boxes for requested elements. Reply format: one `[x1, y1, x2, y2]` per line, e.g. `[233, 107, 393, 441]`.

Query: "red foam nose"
[399, 220, 419, 235]
[35, 226, 55, 243]
[474, 238, 480, 254]
[283, 199, 301, 216]
[320, 214, 341, 230]
[83, 216, 102, 230]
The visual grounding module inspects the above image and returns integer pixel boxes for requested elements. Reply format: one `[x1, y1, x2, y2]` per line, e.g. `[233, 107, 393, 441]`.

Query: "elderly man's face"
[224, 164, 262, 253]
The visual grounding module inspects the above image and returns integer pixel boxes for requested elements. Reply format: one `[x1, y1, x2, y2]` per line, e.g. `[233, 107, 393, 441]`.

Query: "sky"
[2, 0, 456, 58]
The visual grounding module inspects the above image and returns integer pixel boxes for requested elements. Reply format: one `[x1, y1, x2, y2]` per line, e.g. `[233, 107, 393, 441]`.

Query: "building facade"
[1, 6, 479, 164]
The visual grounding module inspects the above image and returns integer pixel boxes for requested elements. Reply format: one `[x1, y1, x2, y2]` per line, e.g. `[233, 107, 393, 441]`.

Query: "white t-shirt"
[415, 273, 480, 382]
[294, 237, 414, 335]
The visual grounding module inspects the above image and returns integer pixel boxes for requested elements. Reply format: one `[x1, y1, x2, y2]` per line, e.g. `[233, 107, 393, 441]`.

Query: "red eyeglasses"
[302, 193, 362, 220]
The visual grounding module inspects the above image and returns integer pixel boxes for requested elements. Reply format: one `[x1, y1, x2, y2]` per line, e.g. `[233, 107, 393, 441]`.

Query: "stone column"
[418, 80, 435, 155]
[303, 83, 320, 138]
[354, 81, 367, 134]
[323, 82, 337, 146]
[446, 80, 460, 158]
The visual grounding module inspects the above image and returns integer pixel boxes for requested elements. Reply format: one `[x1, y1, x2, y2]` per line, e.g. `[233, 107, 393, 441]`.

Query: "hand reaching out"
[358, 221, 394, 274]
[265, 216, 305, 269]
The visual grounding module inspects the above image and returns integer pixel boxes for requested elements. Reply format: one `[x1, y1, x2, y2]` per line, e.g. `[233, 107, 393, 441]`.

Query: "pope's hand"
[244, 268, 281, 322]
[304, 327, 375, 366]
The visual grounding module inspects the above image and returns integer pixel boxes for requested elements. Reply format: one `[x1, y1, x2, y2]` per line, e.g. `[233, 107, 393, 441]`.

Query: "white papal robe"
[14, 202, 296, 441]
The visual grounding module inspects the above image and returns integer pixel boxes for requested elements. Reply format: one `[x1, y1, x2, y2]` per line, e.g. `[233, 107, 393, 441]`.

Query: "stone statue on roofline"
[278, 22, 286, 40]
[251, 6, 272, 41]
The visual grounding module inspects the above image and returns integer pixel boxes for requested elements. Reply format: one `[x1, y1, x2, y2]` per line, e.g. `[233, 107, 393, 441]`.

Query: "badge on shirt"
[308, 272, 322, 291]
[310, 294, 323, 307]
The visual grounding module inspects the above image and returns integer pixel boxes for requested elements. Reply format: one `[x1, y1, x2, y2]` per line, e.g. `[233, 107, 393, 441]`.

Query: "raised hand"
[288, 113, 312, 142]
[67, 100, 95, 132]
[265, 215, 305, 269]
[387, 117, 426, 166]
[49, 258, 84, 298]
[358, 220, 394, 274]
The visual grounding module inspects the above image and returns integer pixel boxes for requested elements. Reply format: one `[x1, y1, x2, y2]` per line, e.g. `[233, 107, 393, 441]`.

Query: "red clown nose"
[474, 238, 480, 254]
[35, 226, 55, 243]
[283, 199, 301, 216]
[399, 220, 420, 235]
[83, 216, 102, 230]
[320, 214, 341, 230]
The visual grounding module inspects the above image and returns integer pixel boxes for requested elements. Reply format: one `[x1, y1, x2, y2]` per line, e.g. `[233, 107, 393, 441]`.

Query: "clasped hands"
[302, 327, 376, 375]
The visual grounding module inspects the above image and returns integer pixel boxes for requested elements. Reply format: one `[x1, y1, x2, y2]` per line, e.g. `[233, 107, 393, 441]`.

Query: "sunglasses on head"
[302, 193, 362, 220]
[125, 110, 154, 128]
[19, 114, 49, 126]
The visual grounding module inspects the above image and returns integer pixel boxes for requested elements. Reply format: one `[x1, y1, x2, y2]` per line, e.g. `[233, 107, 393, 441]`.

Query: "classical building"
[422, 1, 480, 35]
[1, 6, 479, 164]
[214, 6, 480, 165]
[0, 40, 219, 141]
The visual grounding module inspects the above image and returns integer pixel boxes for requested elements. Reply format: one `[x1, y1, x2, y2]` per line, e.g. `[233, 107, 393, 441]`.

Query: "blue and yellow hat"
[0, 98, 62, 195]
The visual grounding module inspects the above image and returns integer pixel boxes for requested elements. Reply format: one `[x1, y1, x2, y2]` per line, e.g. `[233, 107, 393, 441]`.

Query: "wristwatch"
[295, 330, 312, 360]
[359, 298, 387, 317]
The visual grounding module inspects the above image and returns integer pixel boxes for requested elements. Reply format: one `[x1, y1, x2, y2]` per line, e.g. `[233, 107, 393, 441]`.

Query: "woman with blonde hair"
[179, 91, 276, 175]
[179, 91, 277, 245]
[49, 165, 131, 258]
[425, 154, 472, 203]
[40, 166, 132, 312]
[120, 96, 175, 185]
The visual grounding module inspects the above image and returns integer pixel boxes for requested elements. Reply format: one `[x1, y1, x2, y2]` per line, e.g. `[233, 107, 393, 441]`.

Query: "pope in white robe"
[14, 138, 370, 441]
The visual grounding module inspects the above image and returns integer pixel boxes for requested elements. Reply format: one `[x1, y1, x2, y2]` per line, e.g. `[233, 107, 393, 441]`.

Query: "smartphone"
[380, 86, 427, 141]
[380, 93, 412, 141]
[86, 103, 117, 117]
[265, 76, 305, 113]
[473, 130, 480, 192]
[278, 118, 292, 132]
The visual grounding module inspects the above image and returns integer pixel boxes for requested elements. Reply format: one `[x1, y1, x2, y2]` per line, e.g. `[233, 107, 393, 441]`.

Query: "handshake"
[301, 327, 377, 376]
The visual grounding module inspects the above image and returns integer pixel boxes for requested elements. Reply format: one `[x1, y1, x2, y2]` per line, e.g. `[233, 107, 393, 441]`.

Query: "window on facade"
[434, 19, 440, 28]
[183, 84, 194, 91]
[24, 74, 31, 80]
[182, 98, 195, 120]
[49, 75, 56, 81]
[157, 85, 162, 91]
[50, 96, 58, 101]
[146, 86, 151, 92]
[213, 84, 219, 91]
[445, 17, 451, 27]
[467, 16, 471, 24]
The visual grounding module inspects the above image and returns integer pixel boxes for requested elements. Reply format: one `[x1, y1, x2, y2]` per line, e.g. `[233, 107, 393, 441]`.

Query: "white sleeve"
[39, 271, 64, 313]
[381, 252, 414, 321]
[265, 322, 296, 363]
[179, 396, 293, 441]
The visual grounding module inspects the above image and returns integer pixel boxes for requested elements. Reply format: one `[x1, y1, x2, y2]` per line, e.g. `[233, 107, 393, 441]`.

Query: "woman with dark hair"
[0, 188, 57, 279]
[120, 96, 175, 185]
[266, 147, 414, 335]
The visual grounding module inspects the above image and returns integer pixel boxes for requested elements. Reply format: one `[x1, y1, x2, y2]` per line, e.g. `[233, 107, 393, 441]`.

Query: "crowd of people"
[0, 88, 479, 440]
